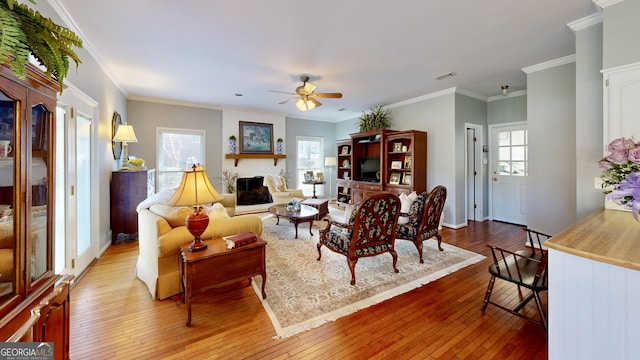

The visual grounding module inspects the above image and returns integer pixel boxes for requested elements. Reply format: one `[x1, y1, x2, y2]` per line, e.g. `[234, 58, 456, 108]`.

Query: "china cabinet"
[335, 129, 427, 204]
[0, 64, 72, 359]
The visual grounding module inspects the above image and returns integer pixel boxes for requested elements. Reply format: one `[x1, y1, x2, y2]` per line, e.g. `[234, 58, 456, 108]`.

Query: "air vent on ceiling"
[434, 72, 456, 80]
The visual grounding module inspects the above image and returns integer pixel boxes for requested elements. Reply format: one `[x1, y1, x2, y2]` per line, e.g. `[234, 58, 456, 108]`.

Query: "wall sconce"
[501, 85, 509, 96]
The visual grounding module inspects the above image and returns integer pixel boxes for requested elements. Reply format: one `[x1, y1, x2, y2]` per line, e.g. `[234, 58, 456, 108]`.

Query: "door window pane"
[497, 130, 528, 176]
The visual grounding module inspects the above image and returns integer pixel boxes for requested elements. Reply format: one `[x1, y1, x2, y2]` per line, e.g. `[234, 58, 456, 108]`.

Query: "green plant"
[0, 0, 82, 89]
[277, 138, 283, 142]
[229, 135, 236, 141]
[359, 105, 392, 132]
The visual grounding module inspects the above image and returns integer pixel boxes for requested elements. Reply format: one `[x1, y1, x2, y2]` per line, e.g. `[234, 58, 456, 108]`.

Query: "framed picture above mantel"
[239, 121, 273, 154]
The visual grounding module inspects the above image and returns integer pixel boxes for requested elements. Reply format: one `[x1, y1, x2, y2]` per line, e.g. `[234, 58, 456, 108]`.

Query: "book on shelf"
[224, 232, 257, 249]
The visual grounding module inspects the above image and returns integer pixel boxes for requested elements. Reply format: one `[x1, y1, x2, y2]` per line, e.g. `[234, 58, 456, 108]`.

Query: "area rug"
[251, 214, 485, 339]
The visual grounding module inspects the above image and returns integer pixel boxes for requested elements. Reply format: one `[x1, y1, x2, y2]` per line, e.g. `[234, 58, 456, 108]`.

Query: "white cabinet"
[602, 62, 640, 143]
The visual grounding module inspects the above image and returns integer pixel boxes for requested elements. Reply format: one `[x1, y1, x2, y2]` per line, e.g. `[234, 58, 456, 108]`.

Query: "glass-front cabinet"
[0, 64, 71, 358]
[0, 69, 55, 310]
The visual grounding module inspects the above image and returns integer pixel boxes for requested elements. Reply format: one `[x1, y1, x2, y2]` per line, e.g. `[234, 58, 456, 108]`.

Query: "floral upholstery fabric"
[395, 186, 447, 263]
[319, 193, 400, 258]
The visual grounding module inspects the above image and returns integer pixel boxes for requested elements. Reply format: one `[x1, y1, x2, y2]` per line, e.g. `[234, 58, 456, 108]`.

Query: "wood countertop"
[545, 209, 640, 271]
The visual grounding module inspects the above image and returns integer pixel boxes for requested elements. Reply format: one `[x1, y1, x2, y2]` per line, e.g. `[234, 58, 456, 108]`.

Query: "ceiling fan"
[270, 75, 343, 111]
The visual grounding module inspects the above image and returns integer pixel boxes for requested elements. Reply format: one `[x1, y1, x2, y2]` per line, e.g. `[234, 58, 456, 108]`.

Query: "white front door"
[490, 123, 527, 225]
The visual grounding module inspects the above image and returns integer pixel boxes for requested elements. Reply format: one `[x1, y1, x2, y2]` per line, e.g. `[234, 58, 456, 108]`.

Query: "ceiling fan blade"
[302, 82, 316, 94]
[269, 90, 296, 95]
[310, 97, 322, 107]
[314, 92, 343, 99]
[278, 97, 297, 104]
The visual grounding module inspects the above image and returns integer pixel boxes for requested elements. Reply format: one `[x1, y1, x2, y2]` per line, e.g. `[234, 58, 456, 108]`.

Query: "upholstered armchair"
[317, 192, 401, 285]
[263, 174, 305, 205]
[395, 185, 447, 263]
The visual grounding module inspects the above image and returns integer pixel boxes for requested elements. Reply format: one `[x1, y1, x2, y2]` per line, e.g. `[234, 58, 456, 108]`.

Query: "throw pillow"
[149, 204, 192, 227]
[204, 203, 230, 221]
[398, 191, 418, 224]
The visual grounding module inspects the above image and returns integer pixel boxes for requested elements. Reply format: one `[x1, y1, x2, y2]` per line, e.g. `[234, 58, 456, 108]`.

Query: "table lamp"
[167, 164, 223, 252]
[113, 123, 138, 170]
[324, 156, 337, 200]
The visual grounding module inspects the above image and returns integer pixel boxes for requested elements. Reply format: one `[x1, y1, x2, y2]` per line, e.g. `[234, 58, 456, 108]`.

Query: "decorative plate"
[342, 159, 350, 167]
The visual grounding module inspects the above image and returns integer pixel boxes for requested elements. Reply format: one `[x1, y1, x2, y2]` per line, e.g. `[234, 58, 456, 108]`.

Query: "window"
[497, 129, 527, 176]
[296, 136, 324, 195]
[157, 127, 205, 191]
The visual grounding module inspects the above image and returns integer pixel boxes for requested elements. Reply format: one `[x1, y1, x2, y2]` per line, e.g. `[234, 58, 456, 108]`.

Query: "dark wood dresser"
[111, 170, 154, 243]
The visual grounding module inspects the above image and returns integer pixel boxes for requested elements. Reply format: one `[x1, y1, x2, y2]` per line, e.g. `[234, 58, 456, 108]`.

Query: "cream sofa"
[136, 191, 263, 300]
[263, 174, 306, 205]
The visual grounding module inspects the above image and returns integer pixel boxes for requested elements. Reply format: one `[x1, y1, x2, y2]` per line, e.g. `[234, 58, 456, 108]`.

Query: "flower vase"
[228, 139, 236, 154]
[276, 141, 284, 154]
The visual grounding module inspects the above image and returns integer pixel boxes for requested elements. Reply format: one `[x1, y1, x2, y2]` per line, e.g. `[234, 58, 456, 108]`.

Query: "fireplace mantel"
[225, 153, 286, 167]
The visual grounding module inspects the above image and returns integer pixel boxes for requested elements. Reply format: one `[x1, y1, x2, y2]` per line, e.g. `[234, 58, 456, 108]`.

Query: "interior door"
[55, 85, 98, 277]
[466, 127, 479, 221]
[490, 124, 528, 225]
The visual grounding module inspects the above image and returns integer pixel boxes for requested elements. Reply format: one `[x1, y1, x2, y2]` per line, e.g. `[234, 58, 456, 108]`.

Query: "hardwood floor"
[70, 220, 548, 359]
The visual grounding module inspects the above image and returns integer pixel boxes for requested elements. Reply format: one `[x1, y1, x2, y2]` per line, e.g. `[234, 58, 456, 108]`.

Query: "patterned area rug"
[251, 214, 485, 339]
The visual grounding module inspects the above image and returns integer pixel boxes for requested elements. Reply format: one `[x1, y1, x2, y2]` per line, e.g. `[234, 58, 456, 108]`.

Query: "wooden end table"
[180, 237, 266, 326]
[301, 198, 329, 220]
[268, 204, 318, 239]
[302, 180, 325, 198]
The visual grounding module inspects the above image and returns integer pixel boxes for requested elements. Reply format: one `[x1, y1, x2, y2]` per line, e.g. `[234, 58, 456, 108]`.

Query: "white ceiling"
[54, 0, 599, 122]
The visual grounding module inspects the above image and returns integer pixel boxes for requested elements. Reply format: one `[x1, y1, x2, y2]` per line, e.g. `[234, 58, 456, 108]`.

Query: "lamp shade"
[296, 98, 316, 111]
[113, 124, 138, 143]
[324, 156, 337, 167]
[167, 165, 223, 207]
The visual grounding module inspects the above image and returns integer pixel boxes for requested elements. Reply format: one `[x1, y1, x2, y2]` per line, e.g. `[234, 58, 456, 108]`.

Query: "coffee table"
[180, 237, 266, 326]
[268, 204, 318, 239]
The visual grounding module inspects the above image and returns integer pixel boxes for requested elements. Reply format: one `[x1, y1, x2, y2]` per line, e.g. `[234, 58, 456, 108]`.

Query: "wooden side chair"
[395, 185, 447, 263]
[317, 192, 401, 285]
[481, 228, 552, 331]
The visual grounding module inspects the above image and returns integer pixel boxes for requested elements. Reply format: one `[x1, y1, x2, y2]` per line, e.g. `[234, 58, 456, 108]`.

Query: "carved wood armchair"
[317, 192, 401, 285]
[395, 185, 447, 263]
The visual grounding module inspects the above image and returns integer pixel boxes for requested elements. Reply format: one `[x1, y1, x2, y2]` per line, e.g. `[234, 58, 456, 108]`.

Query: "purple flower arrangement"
[600, 137, 640, 221]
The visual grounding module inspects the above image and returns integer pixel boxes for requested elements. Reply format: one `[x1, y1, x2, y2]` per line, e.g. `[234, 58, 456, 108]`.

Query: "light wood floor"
[70, 220, 548, 359]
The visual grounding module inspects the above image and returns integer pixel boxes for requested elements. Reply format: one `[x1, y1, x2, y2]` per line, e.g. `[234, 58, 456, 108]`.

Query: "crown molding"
[487, 90, 527, 102]
[593, 0, 624, 10]
[522, 55, 576, 74]
[47, 0, 128, 97]
[455, 88, 487, 101]
[127, 95, 223, 110]
[386, 87, 457, 109]
[568, 13, 603, 33]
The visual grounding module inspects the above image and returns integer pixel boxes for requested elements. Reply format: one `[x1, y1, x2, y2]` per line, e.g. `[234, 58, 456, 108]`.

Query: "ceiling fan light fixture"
[296, 98, 316, 111]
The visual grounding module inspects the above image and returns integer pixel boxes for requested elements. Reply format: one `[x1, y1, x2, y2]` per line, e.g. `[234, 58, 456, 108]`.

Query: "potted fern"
[0, 0, 83, 89]
[359, 105, 392, 132]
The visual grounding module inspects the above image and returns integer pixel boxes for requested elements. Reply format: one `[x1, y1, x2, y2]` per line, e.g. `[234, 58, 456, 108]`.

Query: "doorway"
[55, 84, 99, 277]
[489, 122, 528, 225]
[465, 124, 484, 223]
